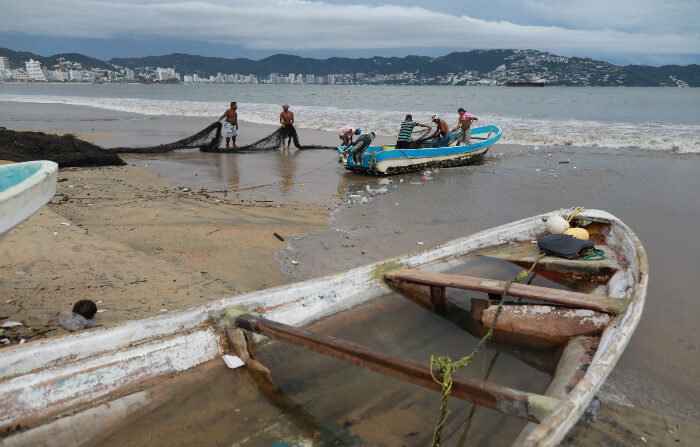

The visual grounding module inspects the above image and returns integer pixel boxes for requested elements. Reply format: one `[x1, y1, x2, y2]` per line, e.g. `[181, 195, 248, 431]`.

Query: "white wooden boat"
[0, 161, 58, 244]
[0, 209, 646, 446]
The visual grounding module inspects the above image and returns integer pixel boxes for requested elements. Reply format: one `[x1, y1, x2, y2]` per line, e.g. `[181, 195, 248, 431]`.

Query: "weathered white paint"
[0, 209, 646, 447]
[0, 328, 222, 431]
[0, 161, 57, 243]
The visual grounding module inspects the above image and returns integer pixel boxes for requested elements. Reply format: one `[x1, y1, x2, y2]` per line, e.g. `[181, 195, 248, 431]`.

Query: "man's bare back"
[280, 110, 294, 125]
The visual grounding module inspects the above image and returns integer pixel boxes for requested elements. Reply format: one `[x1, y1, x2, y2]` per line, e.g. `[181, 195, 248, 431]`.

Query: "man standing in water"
[218, 102, 238, 149]
[279, 104, 295, 151]
[451, 108, 478, 146]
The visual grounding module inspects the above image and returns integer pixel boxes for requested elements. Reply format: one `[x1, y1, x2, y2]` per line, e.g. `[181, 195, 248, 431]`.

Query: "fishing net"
[111, 122, 222, 153]
[111, 122, 336, 154]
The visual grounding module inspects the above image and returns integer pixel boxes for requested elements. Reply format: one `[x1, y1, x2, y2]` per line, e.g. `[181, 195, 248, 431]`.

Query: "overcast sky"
[2, 0, 699, 65]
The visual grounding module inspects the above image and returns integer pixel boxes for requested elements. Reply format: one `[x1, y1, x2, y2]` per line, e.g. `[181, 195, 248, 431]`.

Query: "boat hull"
[341, 124, 501, 175]
[0, 161, 58, 244]
[0, 209, 646, 447]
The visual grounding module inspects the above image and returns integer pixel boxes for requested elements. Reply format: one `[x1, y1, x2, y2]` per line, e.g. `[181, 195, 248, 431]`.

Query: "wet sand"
[2, 100, 699, 444]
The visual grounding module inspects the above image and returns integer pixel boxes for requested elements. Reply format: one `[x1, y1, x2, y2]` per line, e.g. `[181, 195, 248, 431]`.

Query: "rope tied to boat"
[429, 251, 547, 447]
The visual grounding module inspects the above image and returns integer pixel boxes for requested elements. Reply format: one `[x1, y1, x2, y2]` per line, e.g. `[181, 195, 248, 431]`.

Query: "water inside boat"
[99, 245, 618, 447]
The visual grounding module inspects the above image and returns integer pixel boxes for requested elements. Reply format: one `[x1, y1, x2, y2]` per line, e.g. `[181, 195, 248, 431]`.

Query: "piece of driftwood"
[385, 269, 623, 314]
[234, 314, 559, 422]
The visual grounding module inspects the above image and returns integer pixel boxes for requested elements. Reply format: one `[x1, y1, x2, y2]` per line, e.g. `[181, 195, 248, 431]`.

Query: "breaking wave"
[2, 94, 699, 153]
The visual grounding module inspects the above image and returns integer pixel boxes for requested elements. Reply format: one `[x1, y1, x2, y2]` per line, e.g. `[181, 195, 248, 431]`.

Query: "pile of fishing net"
[111, 122, 336, 154]
[0, 128, 125, 167]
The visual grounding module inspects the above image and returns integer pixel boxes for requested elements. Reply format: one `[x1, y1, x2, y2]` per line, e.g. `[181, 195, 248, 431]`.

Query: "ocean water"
[1, 84, 699, 152]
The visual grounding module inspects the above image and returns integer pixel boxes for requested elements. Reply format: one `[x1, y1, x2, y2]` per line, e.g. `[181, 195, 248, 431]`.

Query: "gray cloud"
[2, 0, 698, 56]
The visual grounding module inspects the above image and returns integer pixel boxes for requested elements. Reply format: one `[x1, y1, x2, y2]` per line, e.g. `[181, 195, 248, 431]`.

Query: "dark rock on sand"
[0, 129, 125, 167]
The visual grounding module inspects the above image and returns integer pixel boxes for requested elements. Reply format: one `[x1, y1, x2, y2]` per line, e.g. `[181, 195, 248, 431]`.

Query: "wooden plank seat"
[384, 269, 625, 314]
[234, 314, 560, 423]
[474, 242, 623, 277]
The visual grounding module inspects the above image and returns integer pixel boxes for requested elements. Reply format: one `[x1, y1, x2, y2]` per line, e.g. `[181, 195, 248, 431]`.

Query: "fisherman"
[395, 114, 431, 149]
[427, 115, 450, 147]
[346, 131, 376, 164]
[218, 101, 238, 149]
[279, 104, 295, 151]
[451, 108, 478, 145]
[338, 126, 361, 147]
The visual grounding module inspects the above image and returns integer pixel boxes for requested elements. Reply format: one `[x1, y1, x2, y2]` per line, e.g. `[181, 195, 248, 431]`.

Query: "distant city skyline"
[1, 0, 699, 66]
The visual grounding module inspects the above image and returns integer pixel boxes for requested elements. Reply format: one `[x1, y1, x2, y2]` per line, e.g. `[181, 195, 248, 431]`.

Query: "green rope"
[429, 252, 546, 447]
[582, 248, 605, 260]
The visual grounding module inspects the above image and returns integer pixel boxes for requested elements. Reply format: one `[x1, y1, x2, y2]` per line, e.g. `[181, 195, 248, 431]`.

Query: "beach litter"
[378, 178, 392, 185]
[222, 355, 245, 370]
[1, 321, 22, 328]
[57, 311, 96, 332]
[291, 260, 299, 265]
[60, 222, 70, 226]
[416, 242, 424, 245]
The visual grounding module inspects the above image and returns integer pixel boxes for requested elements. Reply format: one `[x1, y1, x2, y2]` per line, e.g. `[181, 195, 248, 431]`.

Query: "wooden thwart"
[385, 269, 623, 314]
[234, 314, 559, 423]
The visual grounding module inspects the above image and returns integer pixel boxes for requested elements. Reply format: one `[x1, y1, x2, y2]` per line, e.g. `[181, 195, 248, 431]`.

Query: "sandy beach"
[1, 99, 699, 445]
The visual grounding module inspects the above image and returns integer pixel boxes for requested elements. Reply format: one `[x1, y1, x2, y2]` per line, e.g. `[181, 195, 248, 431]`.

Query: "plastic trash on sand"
[378, 178, 392, 185]
[57, 311, 96, 332]
[222, 355, 246, 369]
[1, 321, 22, 328]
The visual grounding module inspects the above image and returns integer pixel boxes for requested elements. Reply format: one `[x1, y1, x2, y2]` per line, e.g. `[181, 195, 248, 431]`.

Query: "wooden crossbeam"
[235, 314, 559, 423]
[385, 269, 624, 314]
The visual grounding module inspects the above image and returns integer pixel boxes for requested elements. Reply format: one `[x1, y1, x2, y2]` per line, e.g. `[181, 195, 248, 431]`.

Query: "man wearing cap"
[280, 105, 295, 151]
[427, 115, 450, 147]
[338, 126, 361, 147]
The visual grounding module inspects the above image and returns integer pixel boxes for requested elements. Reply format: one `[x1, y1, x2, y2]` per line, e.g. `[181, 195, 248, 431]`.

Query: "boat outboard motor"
[348, 132, 376, 164]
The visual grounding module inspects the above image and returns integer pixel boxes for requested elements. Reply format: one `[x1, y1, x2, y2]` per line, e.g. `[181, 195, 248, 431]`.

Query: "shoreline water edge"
[1, 94, 699, 445]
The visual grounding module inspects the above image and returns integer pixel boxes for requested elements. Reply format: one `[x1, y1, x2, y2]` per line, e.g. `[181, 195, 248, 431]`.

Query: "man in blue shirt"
[395, 115, 431, 149]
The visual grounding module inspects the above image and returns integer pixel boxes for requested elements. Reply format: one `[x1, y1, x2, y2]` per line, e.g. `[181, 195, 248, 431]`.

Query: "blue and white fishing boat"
[339, 125, 501, 175]
[0, 160, 58, 243]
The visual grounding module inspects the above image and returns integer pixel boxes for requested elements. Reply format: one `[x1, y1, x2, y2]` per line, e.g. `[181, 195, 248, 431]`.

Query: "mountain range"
[1, 46, 698, 87]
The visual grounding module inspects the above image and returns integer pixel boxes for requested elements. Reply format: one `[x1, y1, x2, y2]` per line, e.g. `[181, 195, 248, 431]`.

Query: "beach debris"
[14, 271, 25, 276]
[534, 146, 541, 151]
[422, 170, 433, 181]
[365, 185, 388, 195]
[399, 179, 404, 183]
[395, 203, 399, 206]
[273, 232, 285, 241]
[60, 222, 70, 226]
[378, 178, 392, 185]
[559, 161, 570, 164]
[291, 260, 299, 265]
[53, 232, 58, 236]
[72, 299, 97, 319]
[409, 181, 423, 185]
[360, 197, 369, 203]
[57, 311, 96, 332]
[1, 321, 22, 328]
[417, 242, 424, 245]
[19, 339, 25, 344]
[0, 339, 9, 345]
[222, 354, 245, 370]
[159, 309, 168, 312]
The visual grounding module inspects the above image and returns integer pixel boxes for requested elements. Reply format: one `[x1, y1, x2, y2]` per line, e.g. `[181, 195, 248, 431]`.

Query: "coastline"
[1, 99, 699, 444]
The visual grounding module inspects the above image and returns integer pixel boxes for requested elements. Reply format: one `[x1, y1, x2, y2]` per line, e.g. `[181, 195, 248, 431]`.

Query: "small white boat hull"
[0, 161, 58, 244]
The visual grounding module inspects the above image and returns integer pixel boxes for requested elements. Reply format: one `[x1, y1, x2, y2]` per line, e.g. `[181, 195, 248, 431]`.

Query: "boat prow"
[0, 161, 58, 243]
[340, 124, 501, 175]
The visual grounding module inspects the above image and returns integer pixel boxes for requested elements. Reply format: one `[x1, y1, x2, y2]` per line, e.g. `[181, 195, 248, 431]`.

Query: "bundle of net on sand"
[111, 122, 336, 154]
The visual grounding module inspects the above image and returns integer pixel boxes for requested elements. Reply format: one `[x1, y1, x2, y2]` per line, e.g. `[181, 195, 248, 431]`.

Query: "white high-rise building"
[124, 68, 135, 80]
[0, 57, 10, 70]
[327, 74, 335, 85]
[25, 59, 46, 81]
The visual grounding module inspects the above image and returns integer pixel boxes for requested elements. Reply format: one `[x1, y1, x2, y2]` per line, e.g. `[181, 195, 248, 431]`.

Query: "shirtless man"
[427, 115, 450, 147]
[279, 105, 295, 151]
[218, 102, 238, 149]
[451, 107, 478, 145]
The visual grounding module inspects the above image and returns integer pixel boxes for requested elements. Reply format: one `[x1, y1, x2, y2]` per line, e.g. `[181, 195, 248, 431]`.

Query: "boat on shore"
[339, 124, 501, 175]
[0, 209, 646, 446]
[0, 160, 58, 244]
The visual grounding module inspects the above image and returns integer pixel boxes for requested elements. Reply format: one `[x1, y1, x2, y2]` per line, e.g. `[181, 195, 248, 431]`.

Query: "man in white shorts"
[218, 102, 238, 149]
